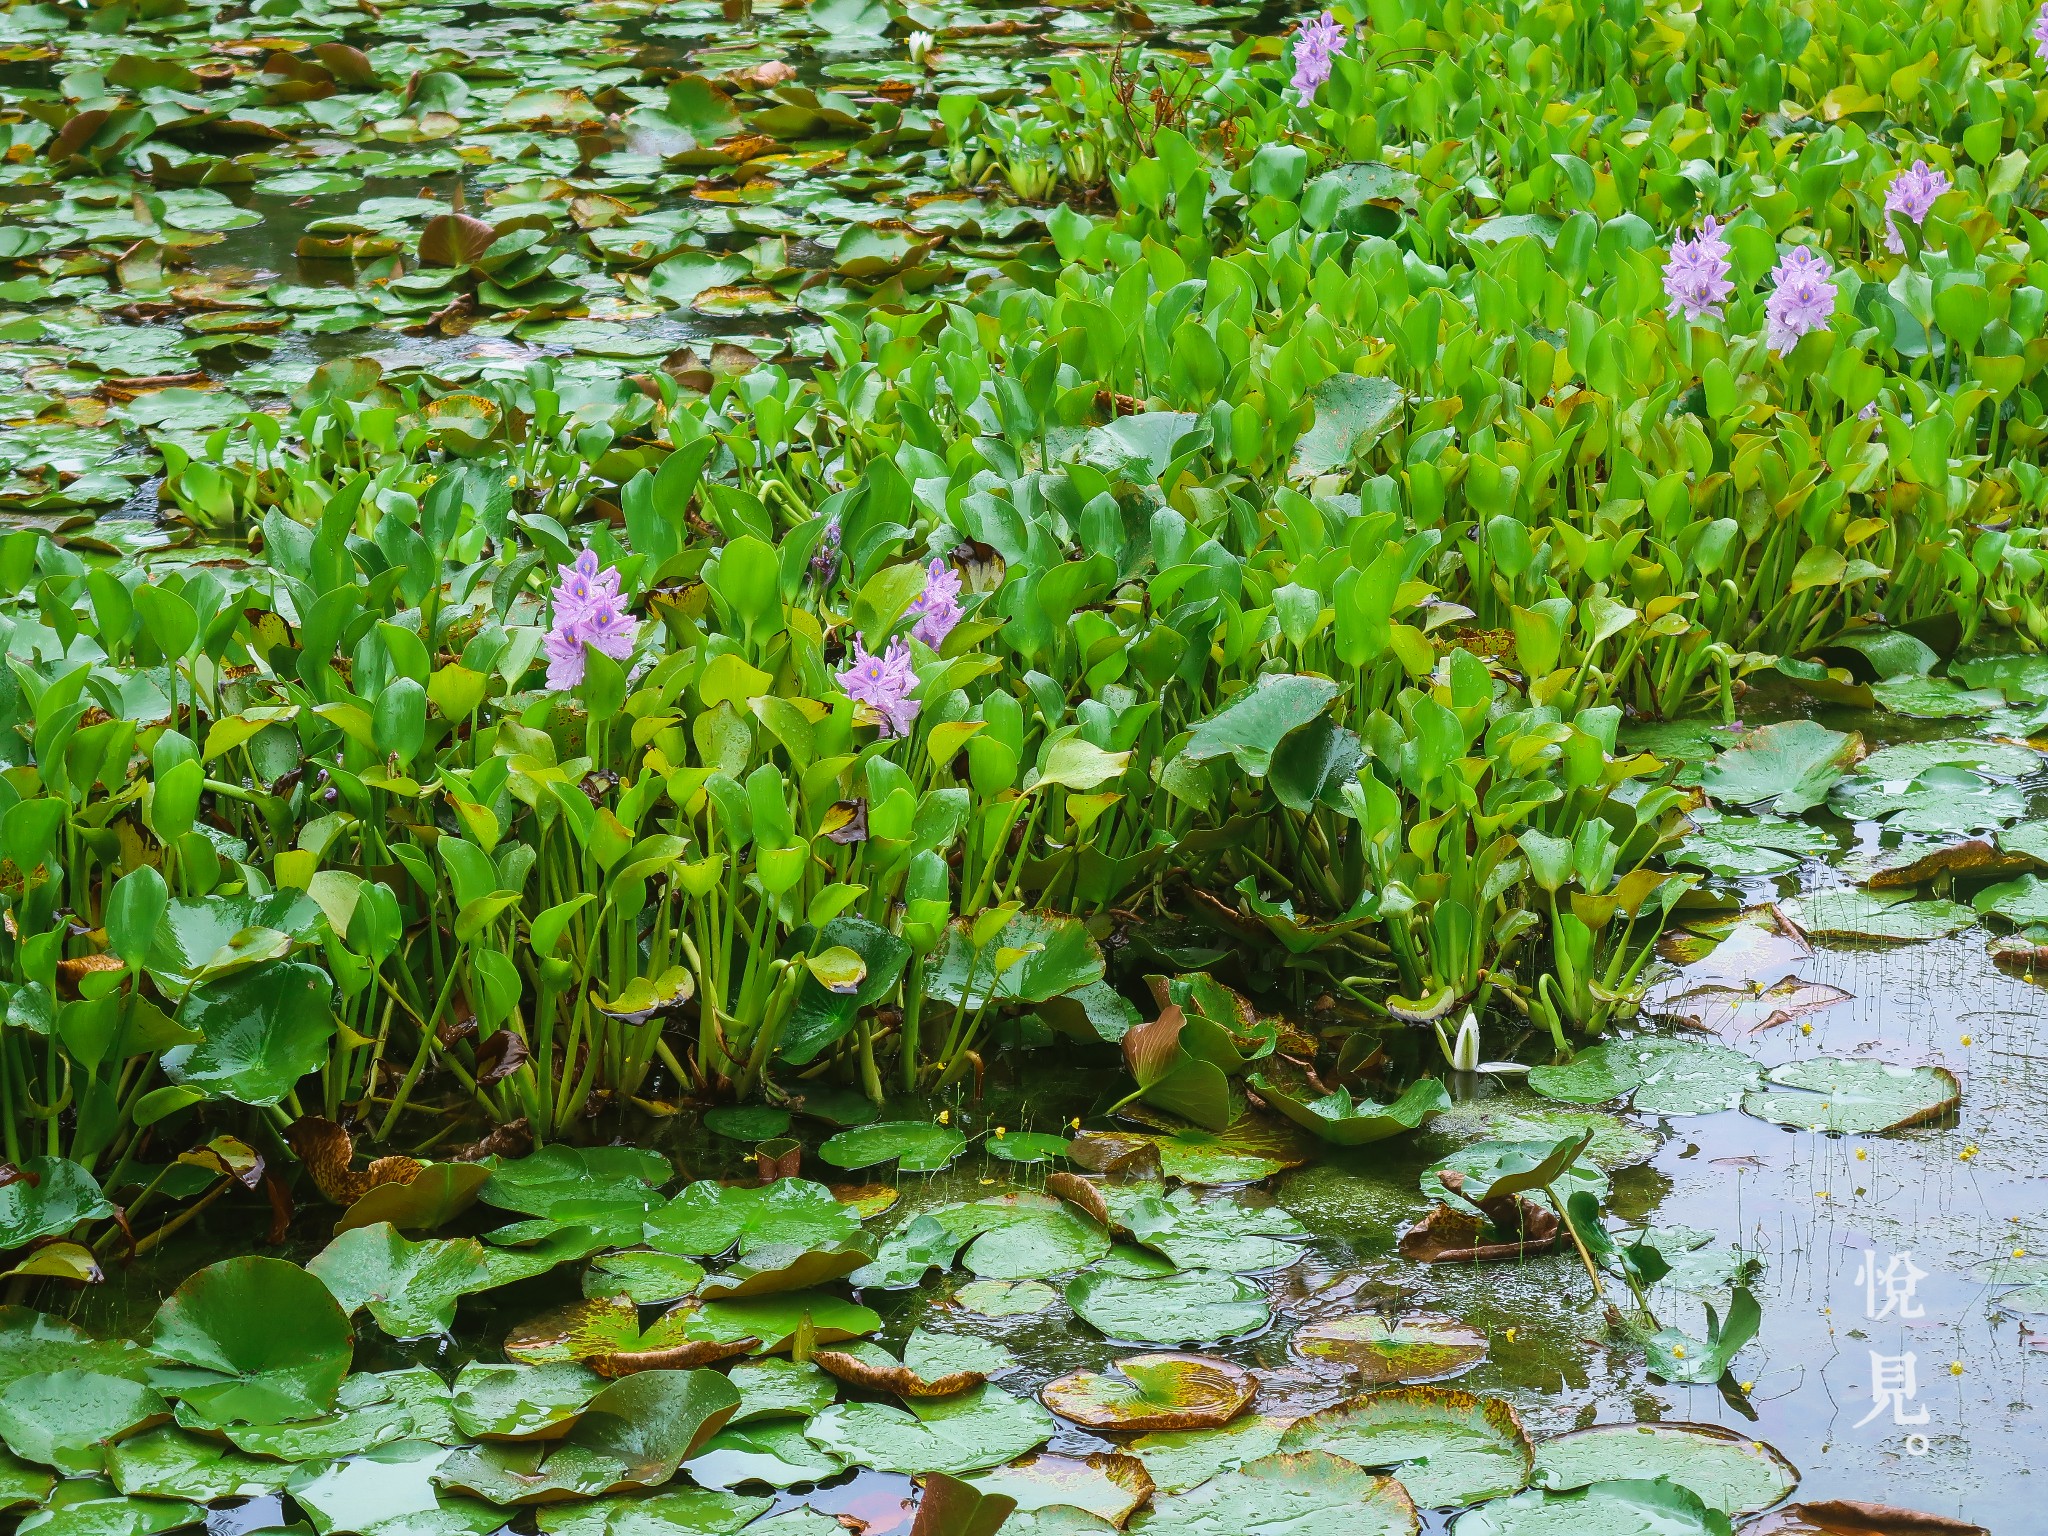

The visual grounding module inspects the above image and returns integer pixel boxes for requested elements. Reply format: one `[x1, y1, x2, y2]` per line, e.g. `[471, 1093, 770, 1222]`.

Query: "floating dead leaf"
[1067, 1132, 1165, 1182]
[814, 1350, 985, 1399]
[1042, 1353, 1257, 1432]
[1046, 1171, 1112, 1227]
[1864, 839, 2032, 889]
[1651, 979, 1853, 1037]
[1744, 1502, 1988, 1536]
[1398, 1178, 1559, 1264]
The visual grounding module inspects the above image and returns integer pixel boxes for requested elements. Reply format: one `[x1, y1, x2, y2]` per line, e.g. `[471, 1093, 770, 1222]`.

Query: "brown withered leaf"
[813, 1350, 984, 1399]
[286, 1116, 423, 1203]
[1067, 1132, 1164, 1183]
[755, 1141, 803, 1183]
[590, 1337, 759, 1378]
[179, 1135, 266, 1190]
[449, 1118, 535, 1162]
[475, 1029, 530, 1086]
[1865, 838, 2031, 890]
[1045, 1171, 1112, 1229]
[1398, 1173, 1559, 1263]
[1744, 1501, 1988, 1536]
[56, 951, 124, 998]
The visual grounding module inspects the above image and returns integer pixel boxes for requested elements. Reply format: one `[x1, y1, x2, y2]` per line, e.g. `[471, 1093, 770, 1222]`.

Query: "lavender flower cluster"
[834, 558, 964, 739]
[1291, 12, 1346, 105]
[1882, 160, 1949, 255]
[543, 550, 637, 690]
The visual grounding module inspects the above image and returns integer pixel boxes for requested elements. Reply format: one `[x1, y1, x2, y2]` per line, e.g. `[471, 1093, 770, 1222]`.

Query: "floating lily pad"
[1105, 1185, 1306, 1273]
[1739, 1059, 1960, 1133]
[1131, 1448, 1417, 1535]
[1421, 1141, 1608, 1215]
[818, 1121, 968, 1172]
[584, 1250, 708, 1305]
[726, 1358, 838, 1425]
[146, 1257, 354, 1425]
[1082, 1112, 1316, 1184]
[1672, 813, 1836, 879]
[963, 1453, 1154, 1526]
[1780, 889, 1975, 943]
[703, 1107, 794, 1141]
[962, 1203, 1112, 1280]
[106, 1427, 292, 1501]
[1065, 1271, 1270, 1346]
[643, 1179, 863, 1258]
[1532, 1423, 1797, 1516]
[1129, 1415, 1293, 1496]
[0, 1372, 168, 1476]
[0, 1311, 149, 1390]
[310, 1224, 562, 1338]
[1291, 1313, 1488, 1387]
[1528, 1040, 1762, 1115]
[804, 1384, 1055, 1476]
[534, 1488, 772, 1536]
[481, 1147, 671, 1219]
[1250, 1077, 1450, 1146]
[955, 1280, 1059, 1317]
[1428, 1103, 1659, 1169]
[1450, 1477, 1735, 1534]
[14, 1491, 203, 1536]
[1043, 1355, 1257, 1432]
[684, 1419, 851, 1489]
[1280, 1389, 1532, 1509]
[222, 1369, 456, 1458]
[1700, 722, 1860, 814]
[986, 1132, 1072, 1164]
[451, 1362, 605, 1441]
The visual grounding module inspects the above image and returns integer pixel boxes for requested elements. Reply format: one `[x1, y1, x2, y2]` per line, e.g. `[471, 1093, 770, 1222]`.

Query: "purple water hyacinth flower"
[1882, 160, 1949, 254]
[811, 515, 841, 581]
[1764, 246, 1837, 353]
[2034, 0, 2048, 60]
[838, 636, 920, 737]
[906, 558, 963, 648]
[543, 550, 636, 690]
[1662, 215, 1735, 322]
[1291, 11, 1345, 105]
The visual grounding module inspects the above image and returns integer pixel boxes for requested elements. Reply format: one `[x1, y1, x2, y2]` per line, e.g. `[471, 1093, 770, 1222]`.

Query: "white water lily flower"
[907, 29, 935, 64]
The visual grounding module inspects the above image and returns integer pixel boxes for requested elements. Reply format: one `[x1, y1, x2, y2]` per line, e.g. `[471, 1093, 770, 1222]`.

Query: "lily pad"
[1528, 1040, 1763, 1115]
[1280, 1389, 1532, 1509]
[1043, 1355, 1258, 1432]
[309, 1224, 562, 1338]
[0, 1158, 114, 1251]
[804, 1383, 1056, 1476]
[683, 1419, 851, 1489]
[1129, 1414, 1293, 1496]
[106, 1427, 293, 1501]
[1130, 1448, 1417, 1535]
[1065, 1271, 1271, 1346]
[1250, 1078, 1450, 1146]
[585, 1250, 708, 1305]
[482, 1147, 671, 1220]
[955, 1280, 1059, 1317]
[1780, 889, 1975, 943]
[1104, 1185, 1306, 1273]
[222, 1369, 457, 1458]
[818, 1121, 969, 1172]
[1420, 1141, 1608, 1215]
[0, 1372, 168, 1475]
[1700, 723, 1860, 815]
[1531, 1423, 1797, 1516]
[1672, 814, 1836, 879]
[0, 1310, 149, 1389]
[1450, 1477, 1735, 1535]
[1082, 1111, 1316, 1184]
[1290, 1313, 1488, 1387]
[986, 1132, 1071, 1164]
[726, 1357, 838, 1424]
[643, 1179, 863, 1257]
[451, 1362, 606, 1441]
[963, 1453, 1154, 1527]
[15, 1491, 203, 1536]
[703, 1107, 795, 1141]
[1739, 1059, 1960, 1133]
[146, 1257, 354, 1424]
[534, 1489, 772, 1536]
[961, 1203, 1111, 1279]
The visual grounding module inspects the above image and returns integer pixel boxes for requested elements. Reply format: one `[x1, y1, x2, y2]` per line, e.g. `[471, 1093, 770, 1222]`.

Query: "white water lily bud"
[908, 30, 935, 64]
[1451, 1009, 1480, 1072]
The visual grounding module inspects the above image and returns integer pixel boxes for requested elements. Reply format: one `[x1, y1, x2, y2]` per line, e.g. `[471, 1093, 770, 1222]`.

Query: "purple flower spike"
[811, 515, 842, 581]
[1291, 11, 1345, 105]
[906, 558, 963, 649]
[1883, 160, 1949, 254]
[1764, 246, 1837, 353]
[1663, 215, 1735, 322]
[2033, 0, 2048, 60]
[544, 550, 636, 690]
[838, 637, 921, 738]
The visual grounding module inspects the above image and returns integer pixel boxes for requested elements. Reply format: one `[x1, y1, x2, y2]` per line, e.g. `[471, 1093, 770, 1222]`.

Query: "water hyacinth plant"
[0, 0, 2040, 1524]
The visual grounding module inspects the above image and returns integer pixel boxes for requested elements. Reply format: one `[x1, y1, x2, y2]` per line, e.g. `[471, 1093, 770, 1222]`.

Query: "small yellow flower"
[2014, 1248, 2028, 1259]
[1816, 1190, 1831, 1199]
[1960, 1144, 1979, 1161]
[994, 1126, 1007, 1138]
[1503, 1328, 1517, 1343]
[1673, 1345, 1687, 1358]
[1855, 1149, 1867, 1160]
[1068, 1117, 1081, 1130]
[1949, 1361, 1964, 1376]
[978, 1177, 996, 1185]
[937, 1109, 951, 1125]
[1961, 1034, 1972, 1045]
[1739, 1381, 1755, 1392]
[1800, 1022, 1813, 1035]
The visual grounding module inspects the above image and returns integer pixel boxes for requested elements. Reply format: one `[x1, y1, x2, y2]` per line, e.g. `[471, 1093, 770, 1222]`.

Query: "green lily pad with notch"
[0, 1371, 168, 1476]
[309, 1223, 567, 1339]
[1700, 722, 1860, 815]
[961, 1202, 1111, 1279]
[146, 892, 322, 991]
[436, 1369, 740, 1504]
[535, 1488, 772, 1536]
[1671, 813, 1836, 879]
[961, 1453, 1154, 1526]
[1131, 1448, 1417, 1535]
[1528, 1040, 1762, 1116]
[1739, 1059, 1960, 1133]
[1291, 1313, 1489, 1387]
[1427, 1103, 1658, 1169]
[106, 1427, 292, 1501]
[163, 961, 336, 1107]
[954, 1279, 1059, 1317]
[0, 1157, 114, 1249]
[1780, 888, 1976, 943]
[584, 1250, 707, 1305]
[1450, 1477, 1734, 1535]
[451, 1362, 606, 1441]
[1603, 1227, 1762, 1296]
[481, 1146, 672, 1220]
[146, 1256, 354, 1425]
[818, 1121, 968, 1172]
[1065, 1270, 1270, 1346]
[684, 1419, 852, 1489]
[1829, 766, 2026, 834]
[1104, 1184, 1307, 1273]
[1854, 738, 2041, 781]
[642, 1179, 864, 1257]
[1974, 873, 2048, 925]
[727, 1357, 838, 1425]
[702, 1107, 793, 1141]
[1420, 1141, 1608, 1215]
[1181, 676, 1342, 779]
[1980, 1254, 2048, 1313]
[1250, 1076, 1450, 1146]
[1096, 1109, 1319, 1184]
[1531, 1422, 1796, 1516]
[986, 1131, 1070, 1164]
[1280, 1388, 1531, 1509]
[14, 1491, 203, 1536]
[803, 1383, 1055, 1477]
[849, 1213, 962, 1290]
[223, 1368, 456, 1458]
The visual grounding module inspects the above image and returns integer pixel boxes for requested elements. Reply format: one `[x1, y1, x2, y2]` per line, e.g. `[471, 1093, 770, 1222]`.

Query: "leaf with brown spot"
[1398, 1190, 1559, 1264]
[1045, 1171, 1111, 1228]
[814, 1350, 985, 1399]
[1042, 1353, 1257, 1432]
[1290, 1312, 1488, 1387]
[418, 212, 498, 268]
[1744, 1502, 1987, 1536]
